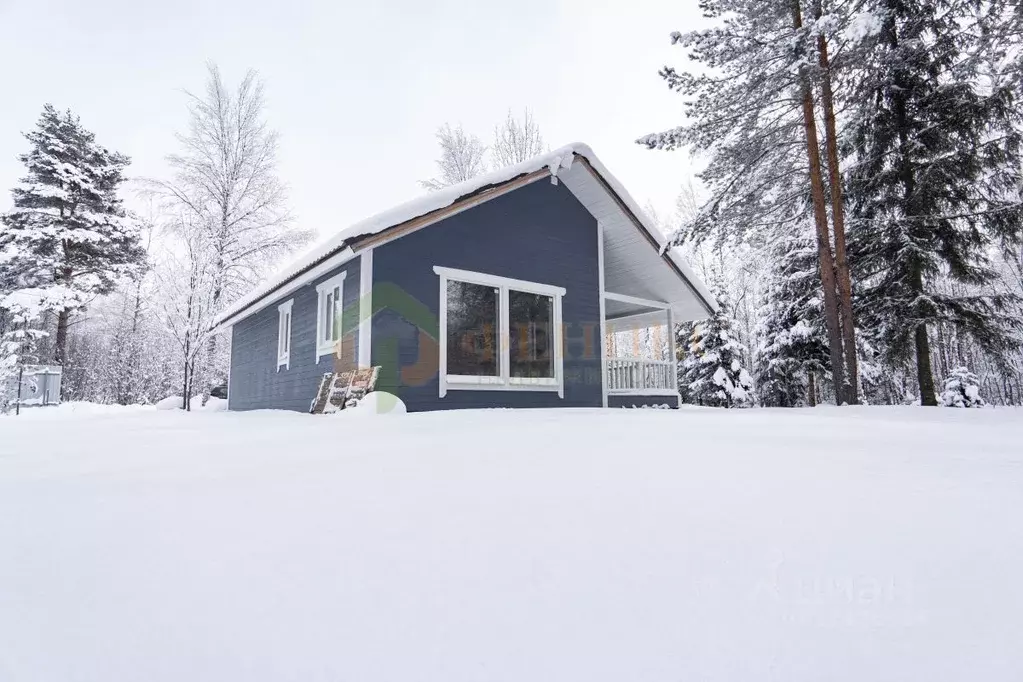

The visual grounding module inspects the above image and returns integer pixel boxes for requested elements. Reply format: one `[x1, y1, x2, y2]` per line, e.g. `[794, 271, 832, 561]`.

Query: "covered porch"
[552, 156, 717, 408]
[603, 292, 680, 408]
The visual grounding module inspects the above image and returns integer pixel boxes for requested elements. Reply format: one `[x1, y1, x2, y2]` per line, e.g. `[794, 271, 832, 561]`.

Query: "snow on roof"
[215, 143, 714, 327]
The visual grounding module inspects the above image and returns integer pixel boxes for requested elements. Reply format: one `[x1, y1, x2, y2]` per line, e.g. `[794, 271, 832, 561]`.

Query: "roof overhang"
[213, 143, 715, 330]
[559, 157, 716, 322]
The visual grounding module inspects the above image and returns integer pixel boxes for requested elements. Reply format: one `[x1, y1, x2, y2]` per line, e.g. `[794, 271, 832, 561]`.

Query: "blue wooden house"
[213, 144, 716, 412]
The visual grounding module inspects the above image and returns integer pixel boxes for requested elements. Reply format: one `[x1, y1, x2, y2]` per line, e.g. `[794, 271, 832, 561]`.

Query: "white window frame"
[434, 266, 565, 399]
[277, 299, 293, 371]
[315, 272, 347, 361]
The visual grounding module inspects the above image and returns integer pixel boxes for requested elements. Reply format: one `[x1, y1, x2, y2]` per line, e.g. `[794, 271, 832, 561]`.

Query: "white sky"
[0, 0, 706, 242]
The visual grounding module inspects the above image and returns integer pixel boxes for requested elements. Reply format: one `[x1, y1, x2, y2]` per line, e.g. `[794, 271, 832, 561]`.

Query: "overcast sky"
[0, 0, 705, 243]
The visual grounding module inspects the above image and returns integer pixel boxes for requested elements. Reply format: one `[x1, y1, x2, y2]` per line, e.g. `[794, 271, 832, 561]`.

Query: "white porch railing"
[607, 357, 677, 393]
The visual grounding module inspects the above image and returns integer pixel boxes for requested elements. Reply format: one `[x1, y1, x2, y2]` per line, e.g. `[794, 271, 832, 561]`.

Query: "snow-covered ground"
[1, 406, 1021, 681]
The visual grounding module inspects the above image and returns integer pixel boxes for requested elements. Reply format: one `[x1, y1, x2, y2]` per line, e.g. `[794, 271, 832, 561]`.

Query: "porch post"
[597, 221, 608, 407]
[666, 307, 678, 395]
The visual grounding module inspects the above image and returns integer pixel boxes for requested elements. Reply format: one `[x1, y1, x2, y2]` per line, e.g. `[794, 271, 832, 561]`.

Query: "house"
[213, 143, 716, 412]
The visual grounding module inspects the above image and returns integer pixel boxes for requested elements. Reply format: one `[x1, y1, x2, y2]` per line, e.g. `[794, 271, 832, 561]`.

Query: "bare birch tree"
[156, 214, 218, 411]
[150, 63, 311, 397]
[492, 109, 545, 166]
[420, 124, 488, 190]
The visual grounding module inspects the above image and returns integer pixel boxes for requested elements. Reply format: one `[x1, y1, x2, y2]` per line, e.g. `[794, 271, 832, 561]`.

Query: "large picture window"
[434, 266, 565, 397]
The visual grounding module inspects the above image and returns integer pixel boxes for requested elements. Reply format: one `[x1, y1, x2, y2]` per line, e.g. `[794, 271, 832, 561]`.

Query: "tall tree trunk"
[183, 262, 197, 412]
[814, 5, 859, 404]
[792, 0, 847, 403]
[182, 360, 190, 412]
[914, 327, 937, 405]
[807, 370, 818, 407]
[911, 268, 938, 405]
[54, 309, 70, 366]
[204, 217, 229, 403]
[883, 2, 937, 405]
[52, 263, 75, 369]
[124, 277, 145, 405]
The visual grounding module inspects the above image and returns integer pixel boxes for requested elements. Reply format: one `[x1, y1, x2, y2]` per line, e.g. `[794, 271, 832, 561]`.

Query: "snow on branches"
[940, 367, 987, 408]
[0, 290, 50, 412]
[0, 104, 145, 364]
[680, 286, 753, 407]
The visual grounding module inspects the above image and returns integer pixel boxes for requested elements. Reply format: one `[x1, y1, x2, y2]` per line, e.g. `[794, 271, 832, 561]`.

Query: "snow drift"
[1, 406, 1020, 681]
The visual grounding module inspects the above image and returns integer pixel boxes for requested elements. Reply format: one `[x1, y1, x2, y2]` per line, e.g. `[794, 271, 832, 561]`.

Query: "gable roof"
[214, 143, 715, 329]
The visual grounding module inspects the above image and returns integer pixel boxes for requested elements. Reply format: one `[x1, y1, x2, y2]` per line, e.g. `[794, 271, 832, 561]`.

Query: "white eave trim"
[213, 246, 357, 331]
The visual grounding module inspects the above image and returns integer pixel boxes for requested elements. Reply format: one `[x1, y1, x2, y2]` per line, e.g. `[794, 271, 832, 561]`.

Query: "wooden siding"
[370, 180, 603, 412]
[228, 259, 361, 412]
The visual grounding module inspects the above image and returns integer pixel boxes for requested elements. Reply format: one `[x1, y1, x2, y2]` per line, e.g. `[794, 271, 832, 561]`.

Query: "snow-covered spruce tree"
[845, 0, 1023, 406]
[637, 0, 863, 404]
[756, 230, 831, 407]
[679, 286, 754, 407]
[0, 105, 145, 366]
[940, 367, 987, 408]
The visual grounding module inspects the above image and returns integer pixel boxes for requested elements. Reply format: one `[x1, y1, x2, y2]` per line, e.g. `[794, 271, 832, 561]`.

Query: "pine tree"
[846, 0, 1023, 406]
[679, 286, 754, 407]
[0, 105, 145, 366]
[756, 230, 830, 407]
[637, 0, 858, 404]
